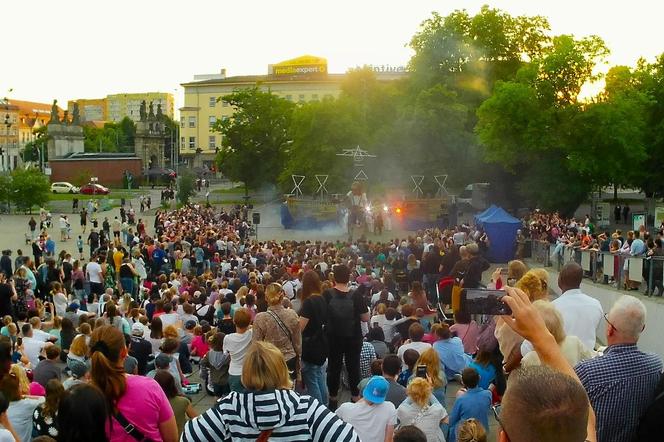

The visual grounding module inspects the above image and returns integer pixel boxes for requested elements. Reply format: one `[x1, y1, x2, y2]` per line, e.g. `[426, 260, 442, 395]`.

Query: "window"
[209, 96, 217, 107]
[209, 135, 216, 148]
[312, 94, 319, 101]
[222, 100, 229, 107]
[285, 95, 293, 101]
[221, 116, 229, 122]
[209, 116, 217, 126]
[298, 94, 305, 102]
[180, 117, 185, 127]
[188, 116, 196, 128]
[181, 136, 185, 146]
[189, 136, 196, 148]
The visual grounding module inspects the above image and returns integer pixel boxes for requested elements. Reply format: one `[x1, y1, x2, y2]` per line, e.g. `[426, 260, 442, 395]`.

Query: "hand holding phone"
[461, 289, 512, 315]
[416, 365, 428, 378]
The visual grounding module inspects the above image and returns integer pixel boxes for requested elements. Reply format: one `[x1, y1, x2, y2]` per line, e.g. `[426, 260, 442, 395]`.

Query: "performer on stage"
[347, 181, 368, 239]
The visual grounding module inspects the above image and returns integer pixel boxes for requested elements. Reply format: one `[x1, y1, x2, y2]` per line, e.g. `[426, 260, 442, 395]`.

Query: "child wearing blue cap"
[336, 375, 398, 442]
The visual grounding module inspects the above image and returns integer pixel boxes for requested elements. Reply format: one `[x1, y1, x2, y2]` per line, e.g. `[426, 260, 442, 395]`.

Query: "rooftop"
[55, 152, 139, 160]
[181, 73, 347, 87]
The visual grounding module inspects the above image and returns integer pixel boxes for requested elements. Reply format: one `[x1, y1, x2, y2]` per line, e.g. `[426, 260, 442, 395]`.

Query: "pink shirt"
[107, 375, 173, 442]
[191, 335, 209, 357]
[450, 321, 480, 354]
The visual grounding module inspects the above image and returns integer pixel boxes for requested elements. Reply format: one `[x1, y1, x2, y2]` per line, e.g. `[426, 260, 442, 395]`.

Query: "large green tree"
[213, 87, 295, 195]
[10, 168, 50, 213]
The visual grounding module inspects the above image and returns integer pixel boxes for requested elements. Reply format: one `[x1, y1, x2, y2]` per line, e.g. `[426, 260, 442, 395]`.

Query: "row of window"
[209, 97, 230, 108]
[181, 116, 229, 128]
[180, 136, 218, 149]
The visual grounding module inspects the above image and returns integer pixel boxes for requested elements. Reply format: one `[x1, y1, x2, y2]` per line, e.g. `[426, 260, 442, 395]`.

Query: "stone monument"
[46, 99, 85, 159]
[134, 100, 166, 169]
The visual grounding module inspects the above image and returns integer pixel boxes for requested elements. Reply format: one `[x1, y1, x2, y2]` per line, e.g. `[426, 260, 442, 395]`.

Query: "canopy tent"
[474, 205, 498, 224]
[476, 206, 522, 263]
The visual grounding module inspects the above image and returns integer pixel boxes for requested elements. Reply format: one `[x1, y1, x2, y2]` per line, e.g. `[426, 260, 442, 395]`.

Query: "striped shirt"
[182, 389, 360, 442]
[575, 343, 663, 442]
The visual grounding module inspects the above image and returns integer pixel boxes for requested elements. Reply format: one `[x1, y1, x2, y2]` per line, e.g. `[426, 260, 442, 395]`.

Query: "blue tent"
[474, 205, 498, 224]
[476, 206, 522, 263]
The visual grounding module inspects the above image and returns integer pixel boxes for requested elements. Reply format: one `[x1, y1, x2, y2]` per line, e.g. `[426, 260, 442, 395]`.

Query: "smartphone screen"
[462, 289, 512, 315]
[416, 365, 427, 378]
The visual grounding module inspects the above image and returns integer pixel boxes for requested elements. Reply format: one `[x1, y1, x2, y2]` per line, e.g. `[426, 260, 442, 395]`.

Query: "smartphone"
[461, 289, 512, 315]
[416, 365, 427, 378]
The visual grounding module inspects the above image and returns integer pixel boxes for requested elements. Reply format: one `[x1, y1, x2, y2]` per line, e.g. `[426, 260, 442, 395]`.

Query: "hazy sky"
[3, 0, 663, 110]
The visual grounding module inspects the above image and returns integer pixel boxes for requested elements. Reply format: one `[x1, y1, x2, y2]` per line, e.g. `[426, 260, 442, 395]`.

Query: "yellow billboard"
[272, 55, 327, 77]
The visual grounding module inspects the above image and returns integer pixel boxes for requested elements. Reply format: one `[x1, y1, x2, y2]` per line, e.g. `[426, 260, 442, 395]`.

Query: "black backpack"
[326, 289, 357, 338]
[635, 373, 664, 441]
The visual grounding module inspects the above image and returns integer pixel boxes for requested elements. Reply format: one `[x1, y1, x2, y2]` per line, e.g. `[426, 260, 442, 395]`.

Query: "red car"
[79, 183, 110, 195]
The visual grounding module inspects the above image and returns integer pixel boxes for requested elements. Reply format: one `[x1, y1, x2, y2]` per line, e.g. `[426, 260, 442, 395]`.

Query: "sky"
[3, 0, 663, 111]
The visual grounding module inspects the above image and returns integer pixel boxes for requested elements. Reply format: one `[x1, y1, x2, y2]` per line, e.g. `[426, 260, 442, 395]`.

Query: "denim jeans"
[302, 360, 328, 406]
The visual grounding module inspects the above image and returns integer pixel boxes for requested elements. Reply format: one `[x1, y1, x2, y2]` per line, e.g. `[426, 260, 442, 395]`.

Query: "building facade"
[67, 98, 106, 122]
[179, 55, 344, 167]
[68, 92, 174, 123]
[0, 102, 19, 172]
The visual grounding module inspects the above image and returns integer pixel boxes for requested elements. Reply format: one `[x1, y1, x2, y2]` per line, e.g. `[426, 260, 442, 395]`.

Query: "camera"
[461, 289, 512, 315]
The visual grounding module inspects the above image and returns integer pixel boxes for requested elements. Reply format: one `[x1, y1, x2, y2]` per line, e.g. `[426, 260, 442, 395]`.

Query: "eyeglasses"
[604, 313, 619, 333]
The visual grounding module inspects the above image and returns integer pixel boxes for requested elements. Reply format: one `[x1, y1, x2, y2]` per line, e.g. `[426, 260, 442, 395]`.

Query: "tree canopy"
[210, 6, 664, 214]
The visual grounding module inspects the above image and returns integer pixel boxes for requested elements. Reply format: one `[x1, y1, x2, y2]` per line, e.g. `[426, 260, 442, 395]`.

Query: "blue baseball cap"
[362, 376, 389, 404]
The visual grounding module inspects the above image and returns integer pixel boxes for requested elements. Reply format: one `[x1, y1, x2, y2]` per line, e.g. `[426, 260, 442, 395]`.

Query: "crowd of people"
[0, 204, 659, 442]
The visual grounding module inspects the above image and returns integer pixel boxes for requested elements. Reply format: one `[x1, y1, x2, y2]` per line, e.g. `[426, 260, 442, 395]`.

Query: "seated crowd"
[0, 205, 660, 442]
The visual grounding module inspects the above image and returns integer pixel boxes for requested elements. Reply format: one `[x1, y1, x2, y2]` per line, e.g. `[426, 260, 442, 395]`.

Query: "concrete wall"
[49, 158, 142, 187]
[542, 268, 664, 357]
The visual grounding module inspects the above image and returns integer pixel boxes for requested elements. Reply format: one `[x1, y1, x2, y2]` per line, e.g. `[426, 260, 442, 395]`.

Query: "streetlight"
[3, 113, 11, 172]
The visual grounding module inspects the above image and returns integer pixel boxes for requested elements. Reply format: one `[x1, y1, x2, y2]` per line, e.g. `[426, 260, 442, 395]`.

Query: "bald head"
[558, 262, 583, 292]
[500, 366, 589, 442]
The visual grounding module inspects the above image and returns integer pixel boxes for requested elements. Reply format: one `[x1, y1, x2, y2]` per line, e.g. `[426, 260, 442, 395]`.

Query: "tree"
[281, 96, 366, 193]
[213, 87, 294, 195]
[177, 170, 196, 205]
[83, 117, 136, 153]
[23, 126, 49, 163]
[10, 168, 50, 213]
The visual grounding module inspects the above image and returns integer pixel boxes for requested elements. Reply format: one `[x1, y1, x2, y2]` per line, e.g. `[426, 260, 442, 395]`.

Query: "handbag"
[451, 284, 462, 312]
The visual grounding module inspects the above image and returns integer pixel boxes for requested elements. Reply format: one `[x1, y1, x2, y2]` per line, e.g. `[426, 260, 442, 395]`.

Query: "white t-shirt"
[32, 329, 53, 343]
[159, 313, 180, 328]
[371, 292, 395, 306]
[0, 427, 14, 442]
[397, 400, 448, 442]
[86, 261, 103, 284]
[336, 400, 397, 442]
[53, 292, 68, 317]
[22, 337, 46, 368]
[397, 342, 432, 370]
[283, 279, 301, 300]
[521, 288, 603, 357]
[8, 397, 45, 442]
[224, 330, 253, 376]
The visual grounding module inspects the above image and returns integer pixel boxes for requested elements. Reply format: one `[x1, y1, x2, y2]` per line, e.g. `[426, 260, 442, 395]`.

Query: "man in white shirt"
[397, 323, 432, 370]
[283, 273, 302, 300]
[29, 317, 57, 343]
[21, 324, 49, 367]
[86, 257, 104, 297]
[522, 262, 603, 356]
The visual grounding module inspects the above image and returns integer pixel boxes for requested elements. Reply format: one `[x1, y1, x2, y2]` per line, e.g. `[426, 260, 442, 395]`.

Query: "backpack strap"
[114, 410, 154, 442]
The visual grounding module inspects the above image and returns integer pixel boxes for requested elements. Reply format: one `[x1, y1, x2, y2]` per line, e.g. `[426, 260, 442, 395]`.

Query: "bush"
[177, 170, 196, 205]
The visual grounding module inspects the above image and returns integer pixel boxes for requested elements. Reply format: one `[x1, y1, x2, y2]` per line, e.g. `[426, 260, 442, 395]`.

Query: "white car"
[50, 182, 79, 194]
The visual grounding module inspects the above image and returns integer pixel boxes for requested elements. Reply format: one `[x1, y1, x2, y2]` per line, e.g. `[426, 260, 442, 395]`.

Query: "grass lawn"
[211, 185, 248, 194]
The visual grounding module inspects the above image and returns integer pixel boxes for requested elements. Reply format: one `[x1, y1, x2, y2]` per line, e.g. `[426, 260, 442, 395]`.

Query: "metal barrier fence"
[525, 239, 664, 296]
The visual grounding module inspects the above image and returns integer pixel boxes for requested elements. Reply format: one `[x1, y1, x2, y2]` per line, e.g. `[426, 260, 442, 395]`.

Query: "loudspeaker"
[252, 212, 261, 224]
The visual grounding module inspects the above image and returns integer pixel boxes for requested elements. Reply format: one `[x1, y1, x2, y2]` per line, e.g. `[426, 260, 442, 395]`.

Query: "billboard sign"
[272, 55, 327, 77]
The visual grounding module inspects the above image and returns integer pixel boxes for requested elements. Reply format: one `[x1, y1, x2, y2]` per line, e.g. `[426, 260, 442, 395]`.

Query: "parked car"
[50, 182, 79, 194]
[79, 183, 110, 195]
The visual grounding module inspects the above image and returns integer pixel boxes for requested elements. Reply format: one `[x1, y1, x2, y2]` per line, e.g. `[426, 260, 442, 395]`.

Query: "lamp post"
[3, 113, 11, 173]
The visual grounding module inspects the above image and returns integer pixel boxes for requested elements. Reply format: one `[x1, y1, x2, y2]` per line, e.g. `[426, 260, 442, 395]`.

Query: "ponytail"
[89, 325, 126, 411]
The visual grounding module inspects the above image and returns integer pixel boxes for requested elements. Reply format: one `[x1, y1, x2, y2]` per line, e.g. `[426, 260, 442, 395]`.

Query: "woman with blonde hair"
[413, 348, 447, 407]
[252, 283, 301, 383]
[521, 300, 593, 367]
[396, 377, 448, 442]
[183, 341, 359, 442]
[68, 334, 88, 365]
[495, 268, 550, 372]
[456, 418, 487, 442]
[89, 325, 177, 441]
